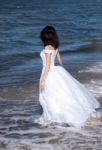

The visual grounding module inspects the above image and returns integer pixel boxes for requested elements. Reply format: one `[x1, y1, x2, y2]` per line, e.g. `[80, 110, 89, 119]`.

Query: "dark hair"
[40, 25, 59, 49]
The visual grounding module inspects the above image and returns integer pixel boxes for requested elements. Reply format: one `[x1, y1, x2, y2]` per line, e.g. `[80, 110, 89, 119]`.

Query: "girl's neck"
[45, 45, 55, 50]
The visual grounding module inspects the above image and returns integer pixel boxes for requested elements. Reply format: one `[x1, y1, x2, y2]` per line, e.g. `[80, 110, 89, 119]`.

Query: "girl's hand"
[39, 80, 45, 90]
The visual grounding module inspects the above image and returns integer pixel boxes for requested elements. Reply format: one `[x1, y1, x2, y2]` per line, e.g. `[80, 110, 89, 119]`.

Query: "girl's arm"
[39, 51, 52, 89]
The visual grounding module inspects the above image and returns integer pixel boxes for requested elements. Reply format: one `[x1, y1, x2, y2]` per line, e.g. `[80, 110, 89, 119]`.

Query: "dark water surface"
[0, 0, 102, 149]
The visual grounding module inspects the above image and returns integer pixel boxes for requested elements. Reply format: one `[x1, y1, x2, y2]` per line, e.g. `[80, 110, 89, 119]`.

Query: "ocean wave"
[78, 62, 102, 73]
[0, 52, 39, 71]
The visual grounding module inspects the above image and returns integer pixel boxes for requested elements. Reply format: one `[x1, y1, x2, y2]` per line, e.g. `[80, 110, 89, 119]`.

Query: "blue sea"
[0, 0, 102, 149]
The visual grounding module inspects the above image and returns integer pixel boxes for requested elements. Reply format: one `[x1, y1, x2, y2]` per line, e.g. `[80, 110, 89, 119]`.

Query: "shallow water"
[0, 95, 102, 150]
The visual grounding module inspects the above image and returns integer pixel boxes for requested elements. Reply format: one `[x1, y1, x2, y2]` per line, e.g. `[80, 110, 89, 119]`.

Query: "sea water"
[0, 0, 102, 149]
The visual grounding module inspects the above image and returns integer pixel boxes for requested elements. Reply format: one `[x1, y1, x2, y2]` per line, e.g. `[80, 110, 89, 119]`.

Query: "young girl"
[38, 25, 100, 128]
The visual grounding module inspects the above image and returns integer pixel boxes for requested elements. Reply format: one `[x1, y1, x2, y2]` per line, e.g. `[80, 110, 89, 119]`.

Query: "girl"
[38, 25, 100, 128]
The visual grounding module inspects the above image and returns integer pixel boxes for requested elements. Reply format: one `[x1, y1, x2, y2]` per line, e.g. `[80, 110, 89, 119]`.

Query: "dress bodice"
[40, 49, 58, 68]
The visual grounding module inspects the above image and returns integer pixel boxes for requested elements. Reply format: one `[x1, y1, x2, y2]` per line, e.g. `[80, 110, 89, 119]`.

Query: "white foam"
[78, 62, 102, 98]
[0, 120, 102, 150]
[78, 62, 102, 73]
[84, 80, 102, 98]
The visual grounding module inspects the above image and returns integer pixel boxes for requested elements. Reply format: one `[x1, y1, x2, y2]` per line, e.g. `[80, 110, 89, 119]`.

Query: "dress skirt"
[38, 65, 100, 128]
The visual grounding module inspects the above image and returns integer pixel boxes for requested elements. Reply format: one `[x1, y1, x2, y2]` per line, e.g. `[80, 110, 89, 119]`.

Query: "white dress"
[38, 48, 100, 128]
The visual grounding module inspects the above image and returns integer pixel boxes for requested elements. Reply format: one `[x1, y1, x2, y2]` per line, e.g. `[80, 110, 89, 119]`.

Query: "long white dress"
[38, 48, 100, 128]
